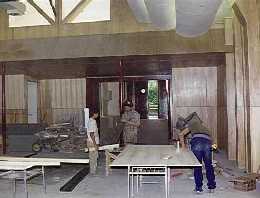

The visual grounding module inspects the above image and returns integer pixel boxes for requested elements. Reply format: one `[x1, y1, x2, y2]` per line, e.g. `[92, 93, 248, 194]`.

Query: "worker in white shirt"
[87, 109, 99, 174]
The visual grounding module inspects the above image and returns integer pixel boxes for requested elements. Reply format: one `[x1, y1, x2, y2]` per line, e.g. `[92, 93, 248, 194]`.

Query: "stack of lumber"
[230, 173, 260, 191]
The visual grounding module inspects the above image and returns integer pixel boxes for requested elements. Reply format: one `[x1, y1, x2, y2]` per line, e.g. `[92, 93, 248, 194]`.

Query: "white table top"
[110, 145, 202, 167]
[0, 161, 60, 170]
[0, 156, 88, 164]
[0, 161, 35, 170]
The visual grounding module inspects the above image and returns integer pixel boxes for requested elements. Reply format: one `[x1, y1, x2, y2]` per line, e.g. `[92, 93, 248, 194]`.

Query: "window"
[9, 0, 110, 27]
[9, 0, 54, 27]
[62, 0, 110, 23]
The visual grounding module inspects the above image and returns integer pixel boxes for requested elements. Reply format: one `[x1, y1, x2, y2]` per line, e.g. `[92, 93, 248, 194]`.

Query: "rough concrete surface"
[0, 152, 259, 198]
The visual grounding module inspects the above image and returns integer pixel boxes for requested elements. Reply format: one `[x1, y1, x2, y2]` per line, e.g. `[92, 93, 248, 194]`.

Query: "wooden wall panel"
[233, 11, 248, 169]
[39, 79, 86, 126]
[1, 75, 27, 124]
[5, 75, 25, 109]
[172, 67, 218, 143]
[234, 0, 260, 172]
[217, 65, 228, 151]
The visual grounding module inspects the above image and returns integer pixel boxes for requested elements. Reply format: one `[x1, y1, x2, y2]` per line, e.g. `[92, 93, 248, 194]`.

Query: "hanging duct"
[145, 0, 176, 30]
[127, 0, 151, 23]
[127, 0, 176, 30]
[175, 0, 223, 37]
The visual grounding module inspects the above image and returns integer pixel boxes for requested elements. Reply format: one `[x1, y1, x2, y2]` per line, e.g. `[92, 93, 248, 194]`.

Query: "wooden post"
[224, 17, 237, 161]
[55, 0, 62, 25]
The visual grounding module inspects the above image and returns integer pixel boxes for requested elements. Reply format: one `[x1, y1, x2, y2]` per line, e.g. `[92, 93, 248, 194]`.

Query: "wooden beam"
[27, 0, 55, 25]
[55, 0, 62, 24]
[49, 0, 56, 17]
[62, 0, 92, 24]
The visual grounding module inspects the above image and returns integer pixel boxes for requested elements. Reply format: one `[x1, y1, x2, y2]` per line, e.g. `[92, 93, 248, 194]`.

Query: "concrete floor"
[0, 152, 259, 198]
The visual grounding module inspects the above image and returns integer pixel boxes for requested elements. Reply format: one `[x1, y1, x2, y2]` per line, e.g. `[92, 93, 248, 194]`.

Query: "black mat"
[60, 166, 89, 192]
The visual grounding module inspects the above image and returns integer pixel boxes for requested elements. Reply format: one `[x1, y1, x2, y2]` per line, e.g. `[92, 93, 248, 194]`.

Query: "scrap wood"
[85, 144, 120, 152]
[229, 173, 260, 183]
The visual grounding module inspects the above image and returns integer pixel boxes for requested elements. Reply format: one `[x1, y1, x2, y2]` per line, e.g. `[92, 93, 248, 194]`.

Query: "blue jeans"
[191, 137, 216, 191]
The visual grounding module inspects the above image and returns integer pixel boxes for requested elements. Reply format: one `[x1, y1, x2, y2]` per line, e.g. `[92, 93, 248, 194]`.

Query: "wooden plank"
[217, 65, 228, 151]
[55, 0, 62, 24]
[85, 144, 120, 152]
[0, 156, 89, 164]
[172, 67, 218, 143]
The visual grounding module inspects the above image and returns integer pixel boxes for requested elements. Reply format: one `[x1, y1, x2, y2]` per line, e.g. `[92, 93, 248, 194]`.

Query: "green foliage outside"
[148, 80, 158, 105]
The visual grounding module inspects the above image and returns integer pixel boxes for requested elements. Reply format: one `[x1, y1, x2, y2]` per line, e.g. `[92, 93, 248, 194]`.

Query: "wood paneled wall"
[39, 79, 86, 126]
[172, 67, 218, 143]
[232, 0, 260, 172]
[0, 75, 27, 123]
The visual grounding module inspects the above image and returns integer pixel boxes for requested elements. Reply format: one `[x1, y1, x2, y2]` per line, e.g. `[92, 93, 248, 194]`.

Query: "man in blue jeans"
[176, 112, 216, 194]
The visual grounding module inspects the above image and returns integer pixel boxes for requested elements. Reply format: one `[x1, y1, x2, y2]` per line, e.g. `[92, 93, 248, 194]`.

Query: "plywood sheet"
[172, 67, 218, 142]
[39, 79, 86, 125]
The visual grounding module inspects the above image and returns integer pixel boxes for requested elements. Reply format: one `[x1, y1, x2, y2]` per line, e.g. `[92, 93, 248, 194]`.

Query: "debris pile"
[32, 123, 87, 153]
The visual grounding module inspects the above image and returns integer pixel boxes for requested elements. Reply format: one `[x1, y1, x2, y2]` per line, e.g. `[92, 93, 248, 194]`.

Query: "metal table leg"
[167, 167, 170, 197]
[136, 174, 139, 193]
[42, 166, 46, 193]
[12, 170, 16, 198]
[165, 167, 168, 198]
[131, 168, 134, 197]
[128, 166, 130, 198]
[24, 170, 28, 198]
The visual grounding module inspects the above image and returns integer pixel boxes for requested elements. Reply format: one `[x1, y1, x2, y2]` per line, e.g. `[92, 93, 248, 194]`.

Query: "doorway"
[127, 79, 170, 144]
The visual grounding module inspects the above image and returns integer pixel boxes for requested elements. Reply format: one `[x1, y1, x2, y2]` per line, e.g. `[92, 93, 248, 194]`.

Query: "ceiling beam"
[55, 0, 62, 24]
[49, 0, 56, 17]
[27, 0, 55, 25]
[62, 0, 92, 24]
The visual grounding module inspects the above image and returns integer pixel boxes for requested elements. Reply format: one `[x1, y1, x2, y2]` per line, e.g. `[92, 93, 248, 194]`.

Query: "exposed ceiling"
[5, 53, 225, 79]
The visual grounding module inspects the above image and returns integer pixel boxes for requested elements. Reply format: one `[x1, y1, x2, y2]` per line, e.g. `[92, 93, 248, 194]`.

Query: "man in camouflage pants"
[121, 101, 140, 144]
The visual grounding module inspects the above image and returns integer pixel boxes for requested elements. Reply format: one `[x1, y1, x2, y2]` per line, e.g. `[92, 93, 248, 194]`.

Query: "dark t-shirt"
[186, 115, 211, 137]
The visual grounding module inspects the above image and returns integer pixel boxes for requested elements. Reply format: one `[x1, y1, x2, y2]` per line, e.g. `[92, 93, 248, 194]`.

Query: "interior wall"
[5, 75, 26, 123]
[39, 79, 86, 126]
[226, 0, 260, 172]
[172, 67, 218, 143]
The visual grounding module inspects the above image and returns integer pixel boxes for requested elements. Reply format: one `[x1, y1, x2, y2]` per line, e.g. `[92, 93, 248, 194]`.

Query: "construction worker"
[176, 112, 216, 194]
[87, 109, 99, 174]
[121, 100, 140, 145]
